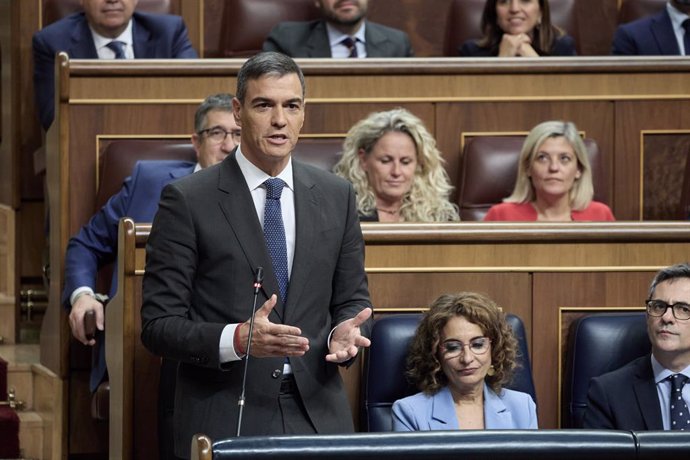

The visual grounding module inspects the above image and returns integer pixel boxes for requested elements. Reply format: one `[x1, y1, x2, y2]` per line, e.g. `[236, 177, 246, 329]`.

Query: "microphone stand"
[236, 267, 263, 437]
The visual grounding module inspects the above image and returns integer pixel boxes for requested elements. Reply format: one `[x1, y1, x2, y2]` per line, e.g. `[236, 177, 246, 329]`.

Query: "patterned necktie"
[341, 37, 358, 58]
[683, 19, 690, 56]
[669, 374, 690, 430]
[106, 40, 126, 59]
[263, 178, 289, 305]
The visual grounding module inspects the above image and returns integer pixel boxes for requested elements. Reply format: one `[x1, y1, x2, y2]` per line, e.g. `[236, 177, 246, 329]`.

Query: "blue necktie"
[263, 178, 289, 305]
[106, 40, 126, 59]
[683, 19, 690, 56]
[341, 37, 358, 58]
[669, 374, 690, 430]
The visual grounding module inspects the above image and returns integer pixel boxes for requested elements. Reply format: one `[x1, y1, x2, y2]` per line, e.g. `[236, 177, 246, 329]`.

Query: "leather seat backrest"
[292, 138, 342, 172]
[361, 312, 535, 432]
[96, 140, 196, 209]
[561, 312, 650, 428]
[617, 0, 667, 25]
[218, 0, 321, 58]
[43, 0, 171, 26]
[444, 0, 578, 56]
[456, 136, 605, 221]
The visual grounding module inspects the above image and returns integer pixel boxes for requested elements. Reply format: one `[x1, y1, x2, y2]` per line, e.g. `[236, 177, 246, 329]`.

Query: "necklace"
[376, 207, 400, 215]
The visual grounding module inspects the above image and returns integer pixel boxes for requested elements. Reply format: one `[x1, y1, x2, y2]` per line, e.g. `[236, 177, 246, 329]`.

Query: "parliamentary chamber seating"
[360, 312, 536, 432]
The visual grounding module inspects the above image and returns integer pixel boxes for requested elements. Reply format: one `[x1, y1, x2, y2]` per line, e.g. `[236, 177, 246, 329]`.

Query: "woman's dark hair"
[477, 0, 564, 56]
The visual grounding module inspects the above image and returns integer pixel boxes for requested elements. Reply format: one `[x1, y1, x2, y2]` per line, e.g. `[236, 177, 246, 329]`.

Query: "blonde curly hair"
[334, 108, 459, 222]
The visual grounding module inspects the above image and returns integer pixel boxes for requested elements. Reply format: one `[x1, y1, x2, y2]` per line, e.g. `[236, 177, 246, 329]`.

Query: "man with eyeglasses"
[62, 93, 239, 459]
[583, 263, 690, 430]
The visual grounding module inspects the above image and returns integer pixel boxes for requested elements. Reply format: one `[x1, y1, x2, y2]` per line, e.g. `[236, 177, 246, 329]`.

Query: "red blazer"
[484, 201, 615, 222]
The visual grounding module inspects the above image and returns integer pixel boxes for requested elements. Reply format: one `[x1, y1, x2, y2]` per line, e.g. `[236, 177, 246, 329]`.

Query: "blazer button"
[271, 369, 282, 379]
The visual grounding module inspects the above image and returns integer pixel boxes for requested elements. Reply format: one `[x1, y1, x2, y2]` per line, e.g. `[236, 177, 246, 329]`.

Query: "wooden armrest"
[84, 310, 96, 342]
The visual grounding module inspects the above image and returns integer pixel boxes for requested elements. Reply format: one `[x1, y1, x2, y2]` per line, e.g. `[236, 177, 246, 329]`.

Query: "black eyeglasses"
[645, 299, 690, 321]
[198, 126, 241, 144]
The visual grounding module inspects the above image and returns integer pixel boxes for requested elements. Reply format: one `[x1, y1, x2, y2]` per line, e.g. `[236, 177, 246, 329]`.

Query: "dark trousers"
[266, 375, 317, 435]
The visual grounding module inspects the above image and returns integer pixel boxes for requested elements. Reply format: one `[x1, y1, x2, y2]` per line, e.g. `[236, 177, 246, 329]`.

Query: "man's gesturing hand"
[326, 307, 373, 363]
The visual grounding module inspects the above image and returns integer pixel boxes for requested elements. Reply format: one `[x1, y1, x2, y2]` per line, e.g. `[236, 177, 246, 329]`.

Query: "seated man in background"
[612, 0, 690, 55]
[583, 263, 690, 430]
[33, 0, 197, 130]
[263, 0, 413, 58]
[62, 93, 239, 459]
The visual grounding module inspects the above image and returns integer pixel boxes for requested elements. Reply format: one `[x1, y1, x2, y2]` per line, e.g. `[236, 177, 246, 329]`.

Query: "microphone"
[236, 267, 263, 436]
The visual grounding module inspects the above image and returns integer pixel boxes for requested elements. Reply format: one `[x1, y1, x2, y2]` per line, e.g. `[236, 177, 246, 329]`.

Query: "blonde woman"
[334, 108, 459, 222]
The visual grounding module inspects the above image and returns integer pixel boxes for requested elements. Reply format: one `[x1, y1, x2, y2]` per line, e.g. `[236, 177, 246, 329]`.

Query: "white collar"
[90, 19, 134, 52]
[325, 21, 366, 48]
[235, 146, 294, 193]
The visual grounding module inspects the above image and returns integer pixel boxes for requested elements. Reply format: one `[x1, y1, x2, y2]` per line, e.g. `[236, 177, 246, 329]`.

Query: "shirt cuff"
[219, 323, 244, 363]
[70, 286, 95, 307]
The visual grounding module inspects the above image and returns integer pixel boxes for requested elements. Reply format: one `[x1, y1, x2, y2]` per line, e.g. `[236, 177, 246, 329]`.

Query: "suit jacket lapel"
[633, 356, 664, 430]
[484, 384, 512, 429]
[71, 16, 98, 58]
[283, 162, 318, 322]
[217, 154, 284, 321]
[364, 22, 392, 58]
[651, 10, 681, 55]
[132, 15, 155, 58]
[430, 387, 459, 430]
[305, 21, 333, 57]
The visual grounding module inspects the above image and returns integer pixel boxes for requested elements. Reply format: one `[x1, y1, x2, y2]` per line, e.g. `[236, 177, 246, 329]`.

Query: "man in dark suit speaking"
[583, 263, 690, 430]
[263, 0, 413, 58]
[32, 0, 197, 130]
[141, 52, 373, 458]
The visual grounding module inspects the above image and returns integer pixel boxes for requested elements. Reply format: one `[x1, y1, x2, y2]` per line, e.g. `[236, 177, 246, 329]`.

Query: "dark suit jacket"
[458, 34, 577, 57]
[63, 160, 195, 391]
[141, 152, 373, 458]
[33, 11, 197, 130]
[582, 355, 663, 430]
[263, 19, 413, 57]
[612, 8, 681, 55]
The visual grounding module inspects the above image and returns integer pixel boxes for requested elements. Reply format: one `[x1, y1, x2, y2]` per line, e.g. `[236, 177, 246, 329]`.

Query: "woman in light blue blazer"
[392, 292, 538, 431]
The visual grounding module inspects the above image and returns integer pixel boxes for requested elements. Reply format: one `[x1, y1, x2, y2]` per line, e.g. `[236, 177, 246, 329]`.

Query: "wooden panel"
[615, 101, 690, 220]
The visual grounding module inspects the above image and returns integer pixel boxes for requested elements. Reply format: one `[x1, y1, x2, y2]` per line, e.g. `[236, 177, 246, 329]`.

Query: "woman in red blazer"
[484, 120, 615, 222]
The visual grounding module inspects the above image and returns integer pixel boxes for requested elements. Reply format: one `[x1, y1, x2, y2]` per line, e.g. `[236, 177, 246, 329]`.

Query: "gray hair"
[194, 93, 234, 133]
[648, 263, 690, 299]
[236, 52, 305, 103]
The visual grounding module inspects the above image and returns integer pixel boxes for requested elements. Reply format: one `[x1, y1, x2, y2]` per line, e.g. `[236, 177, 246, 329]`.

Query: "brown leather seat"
[617, 0, 666, 25]
[456, 136, 606, 221]
[217, 0, 320, 58]
[443, 0, 578, 56]
[43, 0, 172, 26]
[292, 138, 343, 172]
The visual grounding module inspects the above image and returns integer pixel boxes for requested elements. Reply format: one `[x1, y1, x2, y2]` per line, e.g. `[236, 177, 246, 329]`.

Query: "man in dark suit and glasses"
[141, 51, 373, 458]
[263, 0, 413, 58]
[584, 263, 690, 430]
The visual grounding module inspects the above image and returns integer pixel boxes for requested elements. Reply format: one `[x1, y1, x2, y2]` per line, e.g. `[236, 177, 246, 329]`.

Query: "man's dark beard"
[323, 3, 367, 27]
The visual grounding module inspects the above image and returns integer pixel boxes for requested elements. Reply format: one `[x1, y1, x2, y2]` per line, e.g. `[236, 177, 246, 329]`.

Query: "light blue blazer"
[392, 384, 538, 431]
